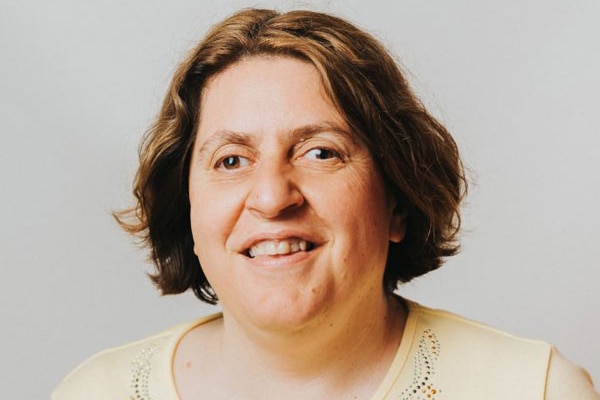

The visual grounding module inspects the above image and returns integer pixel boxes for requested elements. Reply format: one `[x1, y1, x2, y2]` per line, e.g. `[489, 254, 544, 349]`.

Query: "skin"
[175, 56, 407, 399]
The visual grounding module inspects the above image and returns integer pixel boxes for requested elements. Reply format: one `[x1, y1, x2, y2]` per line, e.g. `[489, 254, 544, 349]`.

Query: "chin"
[235, 288, 333, 333]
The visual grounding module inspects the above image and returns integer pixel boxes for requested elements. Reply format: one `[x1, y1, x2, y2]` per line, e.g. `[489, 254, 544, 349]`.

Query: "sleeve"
[545, 347, 600, 400]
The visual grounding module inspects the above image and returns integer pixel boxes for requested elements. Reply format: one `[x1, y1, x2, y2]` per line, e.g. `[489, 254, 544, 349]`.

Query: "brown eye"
[218, 155, 248, 170]
[306, 148, 340, 160]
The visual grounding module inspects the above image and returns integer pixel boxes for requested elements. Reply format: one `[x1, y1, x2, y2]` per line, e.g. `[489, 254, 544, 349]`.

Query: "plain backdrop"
[1, 1, 599, 398]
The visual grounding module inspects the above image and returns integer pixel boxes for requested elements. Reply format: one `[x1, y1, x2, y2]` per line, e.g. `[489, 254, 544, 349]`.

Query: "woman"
[53, 8, 599, 399]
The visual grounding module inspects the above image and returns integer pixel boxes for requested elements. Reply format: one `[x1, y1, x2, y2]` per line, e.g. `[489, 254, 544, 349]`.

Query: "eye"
[305, 147, 341, 160]
[216, 155, 249, 170]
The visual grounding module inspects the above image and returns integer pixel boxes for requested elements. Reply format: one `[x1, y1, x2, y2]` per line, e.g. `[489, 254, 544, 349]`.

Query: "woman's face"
[188, 56, 405, 332]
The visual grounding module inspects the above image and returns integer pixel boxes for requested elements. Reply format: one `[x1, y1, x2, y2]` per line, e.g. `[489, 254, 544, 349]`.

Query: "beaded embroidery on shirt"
[129, 343, 157, 400]
[399, 329, 441, 399]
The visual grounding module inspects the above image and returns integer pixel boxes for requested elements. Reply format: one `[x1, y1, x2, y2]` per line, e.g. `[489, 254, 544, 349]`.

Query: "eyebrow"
[290, 122, 355, 143]
[195, 122, 355, 157]
[196, 130, 253, 159]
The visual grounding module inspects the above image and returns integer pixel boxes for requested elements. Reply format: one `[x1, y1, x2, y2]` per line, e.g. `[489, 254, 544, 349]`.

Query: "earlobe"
[389, 211, 407, 243]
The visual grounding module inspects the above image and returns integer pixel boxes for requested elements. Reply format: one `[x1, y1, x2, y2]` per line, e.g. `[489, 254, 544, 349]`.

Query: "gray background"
[1, 1, 598, 398]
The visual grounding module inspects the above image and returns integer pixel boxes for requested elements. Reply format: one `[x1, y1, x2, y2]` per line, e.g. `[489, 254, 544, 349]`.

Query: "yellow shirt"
[52, 301, 599, 399]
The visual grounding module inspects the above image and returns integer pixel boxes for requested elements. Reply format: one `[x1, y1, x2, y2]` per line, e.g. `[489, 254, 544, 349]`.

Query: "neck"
[219, 294, 407, 398]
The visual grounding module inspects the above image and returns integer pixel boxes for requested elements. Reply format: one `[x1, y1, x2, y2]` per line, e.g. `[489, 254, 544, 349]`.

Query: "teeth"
[249, 239, 310, 258]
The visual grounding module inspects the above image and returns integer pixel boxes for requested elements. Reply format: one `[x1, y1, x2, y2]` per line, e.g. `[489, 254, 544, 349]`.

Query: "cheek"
[337, 171, 391, 224]
[306, 167, 392, 253]
[342, 175, 392, 253]
[189, 183, 245, 254]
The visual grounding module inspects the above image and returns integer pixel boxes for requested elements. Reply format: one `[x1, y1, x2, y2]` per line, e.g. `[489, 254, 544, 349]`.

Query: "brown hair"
[116, 8, 467, 304]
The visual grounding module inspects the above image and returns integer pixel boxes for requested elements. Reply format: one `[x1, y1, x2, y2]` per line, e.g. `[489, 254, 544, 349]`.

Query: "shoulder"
[546, 348, 600, 400]
[51, 315, 220, 400]
[408, 300, 553, 359]
[402, 301, 599, 398]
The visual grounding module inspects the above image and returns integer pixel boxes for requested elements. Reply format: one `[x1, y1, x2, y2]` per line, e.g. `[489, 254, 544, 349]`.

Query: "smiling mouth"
[246, 239, 315, 258]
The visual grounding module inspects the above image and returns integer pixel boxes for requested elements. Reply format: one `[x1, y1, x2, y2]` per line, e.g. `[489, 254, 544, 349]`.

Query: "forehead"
[201, 56, 323, 106]
[196, 56, 348, 139]
[204, 55, 317, 89]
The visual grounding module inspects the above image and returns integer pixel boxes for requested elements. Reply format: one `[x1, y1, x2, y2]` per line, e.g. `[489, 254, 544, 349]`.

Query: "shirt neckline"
[165, 299, 420, 400]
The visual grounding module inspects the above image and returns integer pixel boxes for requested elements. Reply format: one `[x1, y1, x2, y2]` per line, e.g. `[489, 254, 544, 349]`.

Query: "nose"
[245, 159, 304, 219]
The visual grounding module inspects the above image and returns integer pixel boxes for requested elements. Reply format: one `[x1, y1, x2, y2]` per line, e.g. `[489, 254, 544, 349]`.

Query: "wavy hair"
[116, 8, 467, 304]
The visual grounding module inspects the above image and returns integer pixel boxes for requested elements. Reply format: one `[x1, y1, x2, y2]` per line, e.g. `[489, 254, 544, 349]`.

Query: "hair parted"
[115, 8, 467, 304]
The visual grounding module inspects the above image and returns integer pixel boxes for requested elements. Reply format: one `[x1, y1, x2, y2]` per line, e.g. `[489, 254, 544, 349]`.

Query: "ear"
[389, 210, 407, 243]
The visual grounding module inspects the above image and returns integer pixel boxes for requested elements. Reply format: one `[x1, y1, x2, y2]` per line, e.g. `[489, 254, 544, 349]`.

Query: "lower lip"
[244, 248, 316, 270]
